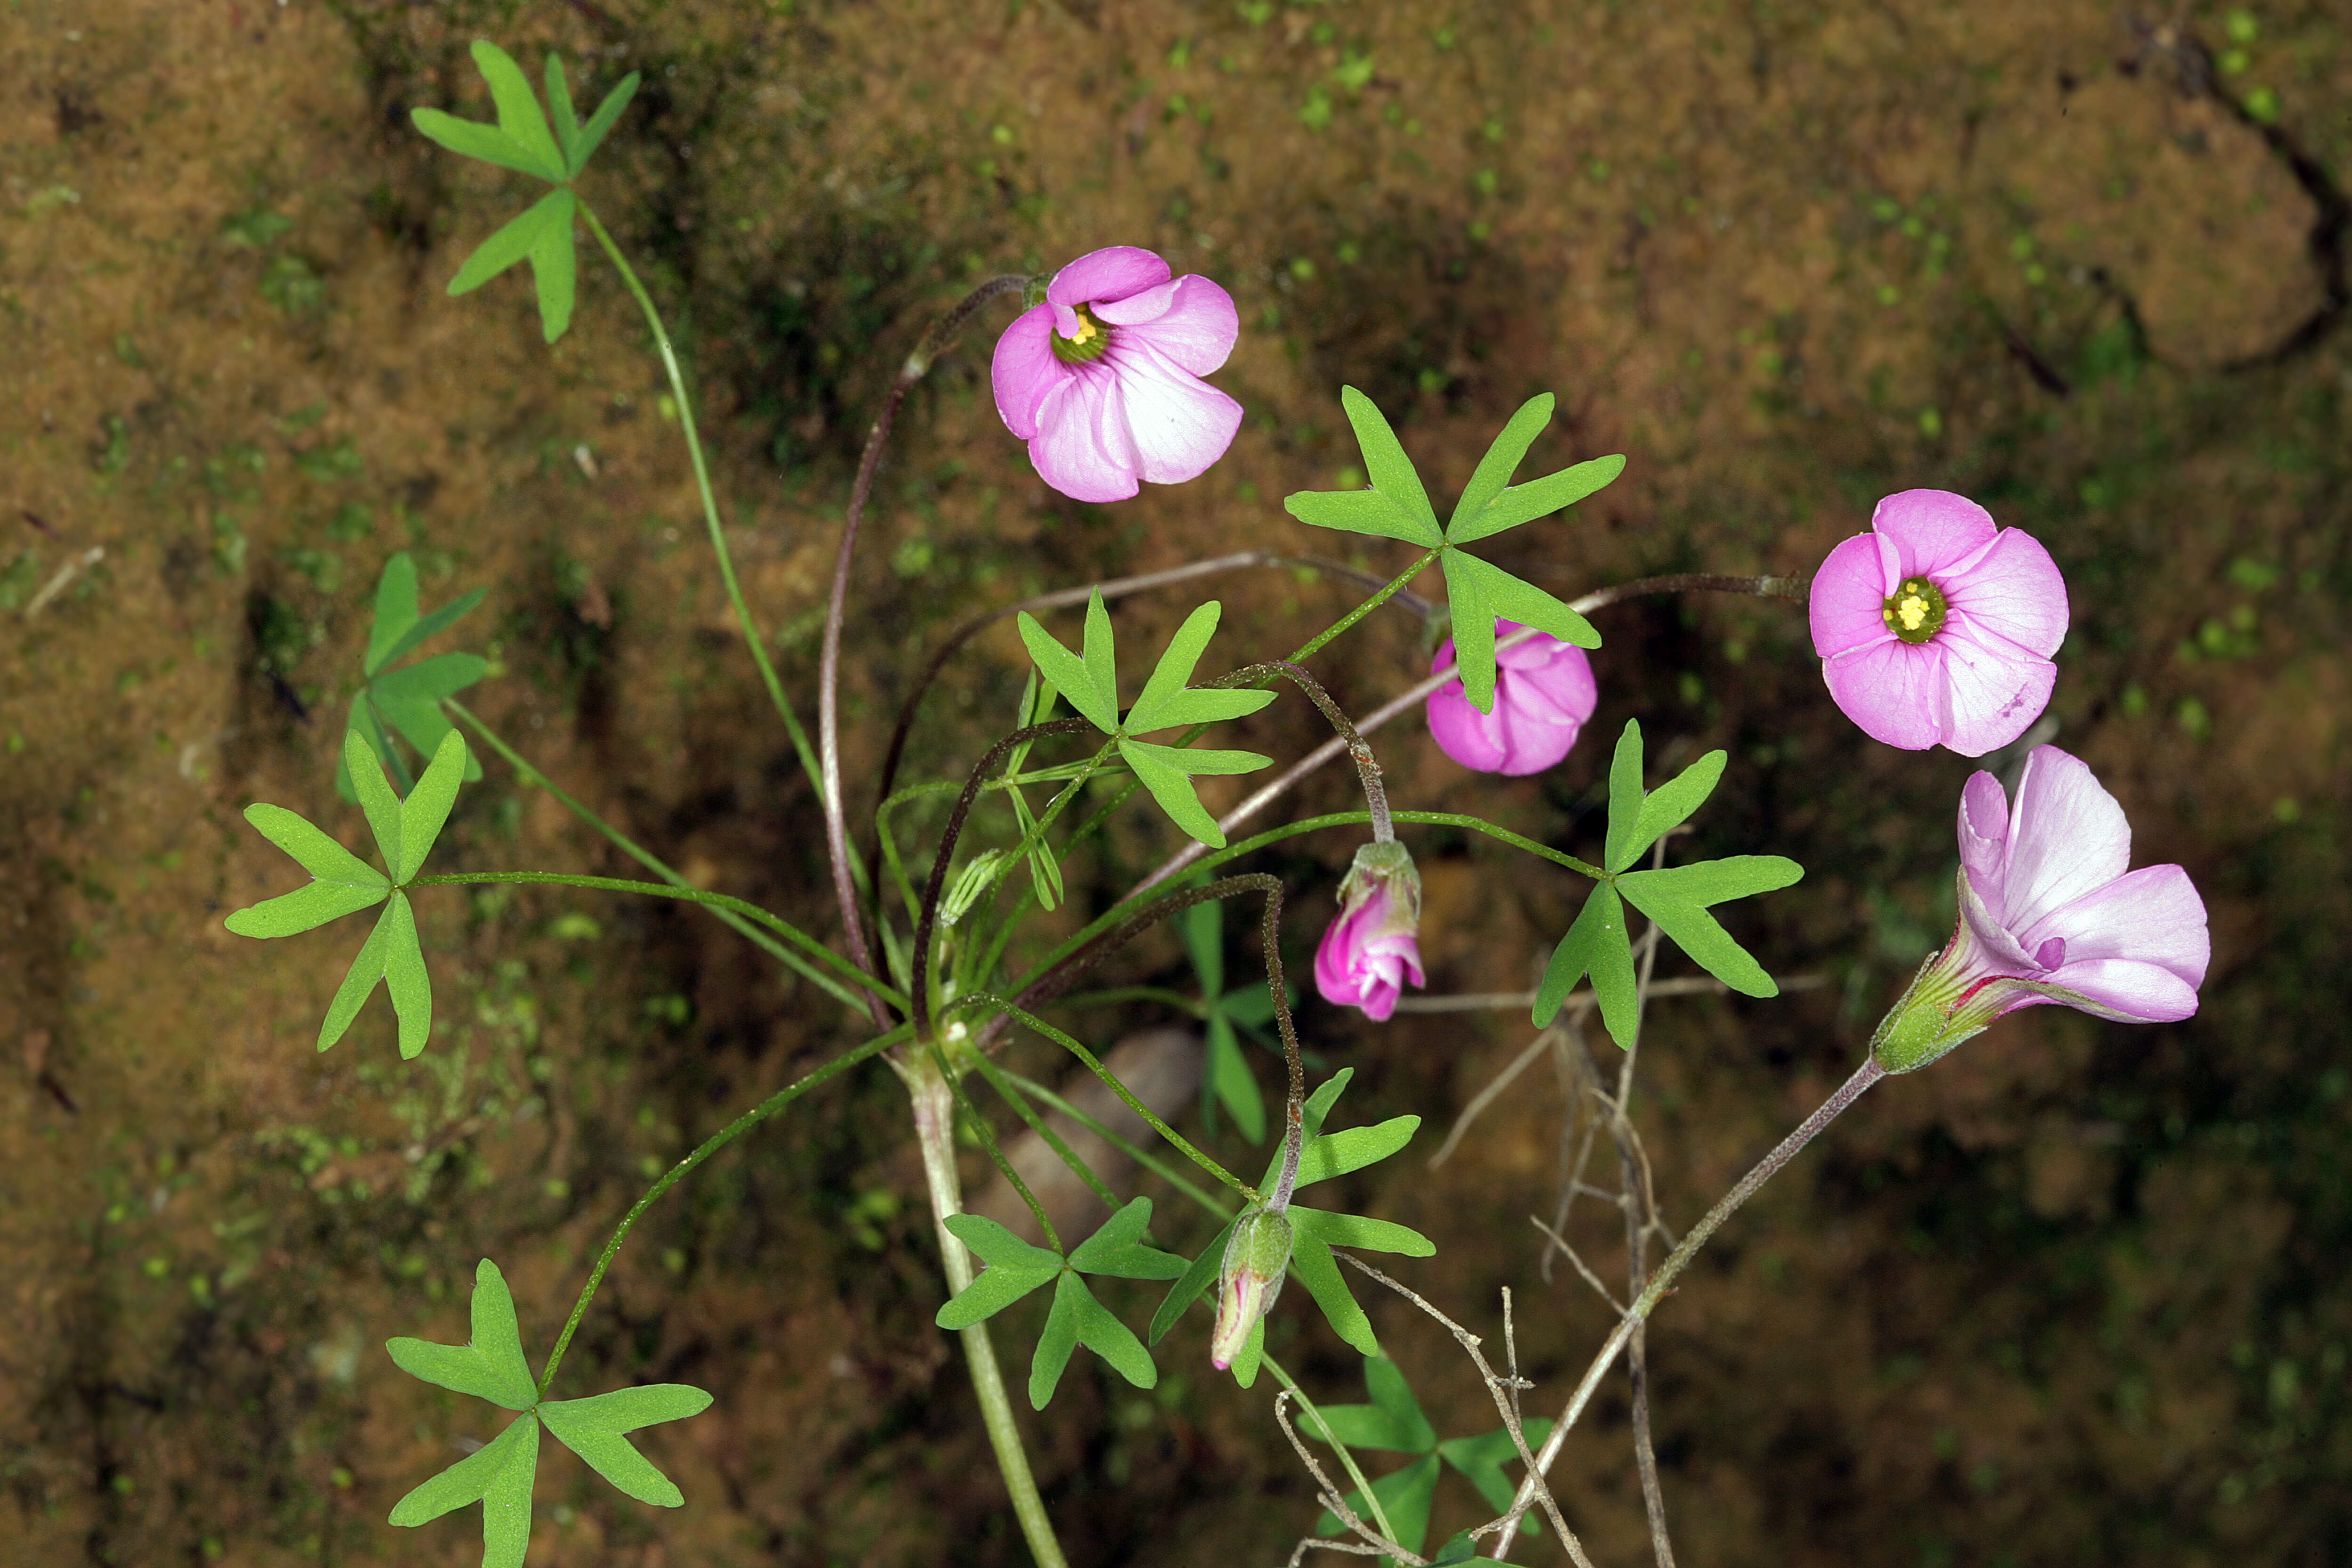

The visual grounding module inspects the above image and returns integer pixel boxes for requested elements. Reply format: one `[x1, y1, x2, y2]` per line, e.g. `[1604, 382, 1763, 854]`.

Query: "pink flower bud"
[1313, 841, 1426, 1022]
[1425, 620, 1598, 775]
[1210, 1205, 1292, 1370]
[1872, 746, 2209, 1072]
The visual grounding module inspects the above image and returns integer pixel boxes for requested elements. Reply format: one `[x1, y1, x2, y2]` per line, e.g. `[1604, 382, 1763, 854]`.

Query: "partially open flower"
[1872, 745, 2209, 1073]
[1210, 1204, 1293, 1371]
[1426, 620, 1598, 775]
[990, 246, 1242, 503]
[1313, 841, 1425, 1022]
[1810, 489, 2068, 756]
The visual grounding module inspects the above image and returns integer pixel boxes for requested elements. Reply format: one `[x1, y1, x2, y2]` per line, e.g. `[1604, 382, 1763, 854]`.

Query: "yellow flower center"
[1878, 576, 1949, 645]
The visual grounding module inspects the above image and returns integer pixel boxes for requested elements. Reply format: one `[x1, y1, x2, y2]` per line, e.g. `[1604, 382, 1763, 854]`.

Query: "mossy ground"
[3, 2, 2349, 1564]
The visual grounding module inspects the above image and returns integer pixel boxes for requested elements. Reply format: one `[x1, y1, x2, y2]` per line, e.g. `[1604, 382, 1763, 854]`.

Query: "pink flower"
[1314, 842, 1426, 1022]
[1809, 490, 2069, 756]
[1872, 745, 2210, 1072]
[1426, 621, 1598, 775]
[990, 246, 1242, 503]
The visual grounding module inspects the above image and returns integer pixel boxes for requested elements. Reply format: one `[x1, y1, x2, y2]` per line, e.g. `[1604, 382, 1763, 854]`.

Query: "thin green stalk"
[539, 1024, 907, 1393]
[966, 1048, 1121, 1213]
[929, 1042, 1062, 1255]
[411, 870, 903, 1011]
[1263, 1352, 1405, 1557]
[996, 1069, 1233, 1220]
[1287, 548, 1438, 664]
[907, 1054, 1070, 1568]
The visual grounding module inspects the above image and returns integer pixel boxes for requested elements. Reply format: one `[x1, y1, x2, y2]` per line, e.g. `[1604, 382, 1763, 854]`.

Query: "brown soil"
[3, 2, 2348, 1565]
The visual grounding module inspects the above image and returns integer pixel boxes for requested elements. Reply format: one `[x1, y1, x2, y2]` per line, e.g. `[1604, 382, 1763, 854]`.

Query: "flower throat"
[1881, 575, 1948, 644]
[1049, 302, 1113, 365]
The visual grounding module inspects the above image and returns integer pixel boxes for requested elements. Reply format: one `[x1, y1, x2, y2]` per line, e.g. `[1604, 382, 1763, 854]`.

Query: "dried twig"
[1273, 1389, 1427, 1566]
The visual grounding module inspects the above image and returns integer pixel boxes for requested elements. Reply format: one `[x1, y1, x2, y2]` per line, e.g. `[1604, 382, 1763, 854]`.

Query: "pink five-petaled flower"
[990, 246, 1242, 504]
[1871, 745, 2210, 1073]
[1314, 841, 1426, 1022]
[1426, 620, 1599, 776]
[1809, 489, 2069, 757]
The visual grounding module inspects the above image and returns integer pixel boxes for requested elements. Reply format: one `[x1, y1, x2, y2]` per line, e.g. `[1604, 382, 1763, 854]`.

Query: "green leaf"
[1338, 386, 1437, 537]
[1302, 1401, 1426, 1452]
[445, 188, 578, 345]
[571, 71, 640, 171]
[1365, 1355, 1437, 1451]
[382, 893, 433, 1059]
[1625, 750, 1728, 873]
[1315, 1451, 1440, 1553]
[1431, 1529, 1485, 1563]
[1183, 898, 1224, 997]
[397, 730, 469, 882]
[386, 1258, 540, 1410]
[1220, 980, 1289, 1029]
[1121, 740, 1236, 848]
[373, 653, 490, 775]
[943, 1211, 1064, 1271]
[345, 727, 404, 875]
[387, 1412, 538, 1544]
[1016, 609, 1116, 732]
[1069, 1197, 1190, 1280]
[1447, 392, 1553, 534]
[365, 552, 421, 677]
[1604, 719, 1646, 875]
[374, 581, 487, 678]
[319, 893, 401, 1053]
[1229, 1315, 1266, 1387]
[1070, 1274, 1158, 1391]
[1303, 1354, 1434, 1454]
[543, 55, 581, 173]
[1147, 1216, 1233, 1346]
[409, 108, 554, 182]
[469, 40, 567, 182]
[523, 187, 577, 342]
[936, 1262, 1058, 1330]
[1289, 1205, 1436, 1258]
[538, 1384, 713, 1508]
[1028, 1271, 1087, 1408]
[1082, 589, 1119, 723]
[1532, 883, 1638, 1045]
[1448, 549, 1600, 650]
[1294, 1116, 1421, 1188]
[1618, 857, 1804, 997]
[1128, 601, 1266, 735]
[1282, 486, 1443, 547]
[1439, 1420, 1555, 1515]
[1449, 453, 1626, 545]
[224, 878, 391, 939]
[1438, 551, 1498, 714]
[1288, 1228, 1379, 1356]
[241, 801, 388, 886]
[1206, 1015, 1266, 1144]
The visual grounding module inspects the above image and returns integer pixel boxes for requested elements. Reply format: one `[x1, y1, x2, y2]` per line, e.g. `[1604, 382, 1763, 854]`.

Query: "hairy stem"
[906, 1054, 1070, 1568]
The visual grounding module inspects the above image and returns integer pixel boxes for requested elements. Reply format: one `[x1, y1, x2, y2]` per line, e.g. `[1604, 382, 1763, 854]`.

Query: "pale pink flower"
[1426, 621, 1598, 775]
[1809, 489, 2068, 756]
[990, 246, 1242, 503]
[1314, 842, 1425, 1022]
[1872, 745, 2209, 1072]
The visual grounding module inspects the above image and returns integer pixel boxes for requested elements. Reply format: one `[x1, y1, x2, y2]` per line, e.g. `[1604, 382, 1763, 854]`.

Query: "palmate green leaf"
[1338, 385, 1438, 536]
[1446, 549, 1599, 651]
[1440, 1419, 1556, 1516]
[1128, 601, 1269, 734]
[544, 54, 582, 170]
[320, 893, 401, 1053]
[372, 654, 491, 776]
[1068, 1197, 1189, 1280]
[570, 70, 641, 172]
[1029, 1270, 1158, 1407]
[1449, 454, 1626, 545]
[1304, 1401, 1425, 1452]
[446, 188, 578, 343]
[366, 553, 423, 676]
[1282, 486, 1442, 546]
[383, 891, 434, 1059]
[1081, 589, 1118, 728]
[1316, 1453, 1441, 1553]
[387, 1258, 540, 1410]
[387, 1412, 538, 1552]
[537, 1384, 713, 1508]
[1289, 1205, 1435, 1258]
[398, 730, 470, 882]
[1292, 1116, 1421, 1189]
[1118, 739, 1271, 850]
[467, 40, 568, 181]
[409, 109, 555, 182]
[224, 877, 390, 939]
[1206, 1013, 1267, 1144]
[1289, 1227, 1379, 1356]
[1447, 392, 1555, 533]
[1364, 1354, 1437, 1450]
[1182, 898, 1224, 997]
[1626, 750, 1728, 874]
[1532, 882, 1638, 1045]
[936, 1262, 1059, 1330]
[943, 1211, 1063, 1272]
[241, 802, 383, 886]
[374, 584, 488, 678]
[1148, 1215, 1233, 1346]
[1604, 719, 1646, 875]
[1437, 550, 1499, 713]
[1016, 606, 1116, 732]
[345, 726, 406, 875]
[1618, 856, 1804, 998]
[348, 553, 488, 801]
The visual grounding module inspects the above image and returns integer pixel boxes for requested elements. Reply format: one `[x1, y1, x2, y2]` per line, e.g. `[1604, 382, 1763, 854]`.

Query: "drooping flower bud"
[1210, 1204, 1293, 1371]
[1313, 840, 1425, 1022]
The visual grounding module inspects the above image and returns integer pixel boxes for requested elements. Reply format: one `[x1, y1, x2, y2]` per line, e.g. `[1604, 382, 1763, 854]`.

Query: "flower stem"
[1486, 1055, 1886, 1555]
[820, 274, 1032, 1032]
[906, 1054, 1070, 1568]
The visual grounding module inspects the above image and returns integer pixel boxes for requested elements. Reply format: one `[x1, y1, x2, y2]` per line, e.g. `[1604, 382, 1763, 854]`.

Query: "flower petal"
[1872, 489, 1998, 577]
[1822, 638, 1950, 750]
[1809, 533, 1902, 658]
[1426, 679, 1510, 772]
[1099, 274, 1239, 375]
[2021, 863, 2209, 988]
[1944, 527, 2068, 660]
[1102, 338, 1242, 485]
[1028, 369, 1141, 503]
[1935, 629, 2056, 757]
[1996, 747, 2133, 931]
[1047, 246, 1172, 310]
[2031, 958, 2202, 1023]
[991, 303, 1066, 441]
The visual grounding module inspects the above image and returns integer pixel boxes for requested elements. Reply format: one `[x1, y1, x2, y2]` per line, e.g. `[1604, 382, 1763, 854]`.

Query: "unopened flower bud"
[1313, 840, 1425, 1022]
[1210, 1205, 1292, 1371]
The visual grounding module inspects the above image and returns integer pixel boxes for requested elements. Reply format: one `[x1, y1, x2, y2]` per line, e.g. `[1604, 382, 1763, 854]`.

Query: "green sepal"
[1068, 1197, 1189, 1280]
[385, 1258, 540, 1411]
[1229, 1315, 1266, 1387]
[537, 1384, 712, 1508]
[1532, 883, 1638, 1045]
